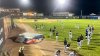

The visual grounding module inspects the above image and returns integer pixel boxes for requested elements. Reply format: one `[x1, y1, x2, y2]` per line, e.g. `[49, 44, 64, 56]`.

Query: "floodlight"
[53, 0, 72, 11]
[58, 0, 66, 5]
[18, 0, 31, 8]
[21, 0, 30, 5]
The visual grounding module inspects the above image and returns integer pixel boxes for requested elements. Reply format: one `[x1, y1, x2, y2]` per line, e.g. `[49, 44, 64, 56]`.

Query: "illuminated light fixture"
[19, 0, 31, 8]
[53, 0, 72, 11]
[58, 0, 66, 5]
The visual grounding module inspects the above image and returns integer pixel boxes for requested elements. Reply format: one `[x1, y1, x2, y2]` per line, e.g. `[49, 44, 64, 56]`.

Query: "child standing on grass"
[69, 30, 72, 41]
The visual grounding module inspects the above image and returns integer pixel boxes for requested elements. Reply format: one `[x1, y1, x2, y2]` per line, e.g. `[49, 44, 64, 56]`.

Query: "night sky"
[0, 0, 100, 15]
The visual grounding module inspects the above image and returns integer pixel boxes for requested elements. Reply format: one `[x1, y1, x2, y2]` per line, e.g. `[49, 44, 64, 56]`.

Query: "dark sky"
[0, 0, 100, 15]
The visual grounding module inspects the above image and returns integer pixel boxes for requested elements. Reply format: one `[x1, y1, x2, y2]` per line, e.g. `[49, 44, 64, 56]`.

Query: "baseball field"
[15, 19, 100, 56]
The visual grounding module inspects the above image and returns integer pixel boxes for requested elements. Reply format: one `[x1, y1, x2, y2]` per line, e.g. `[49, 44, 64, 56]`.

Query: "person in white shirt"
[69, 30, 72, 41]
[69, 51, 76, 56]
[54, 50, 61, 56]
[87, 33, 91, 45]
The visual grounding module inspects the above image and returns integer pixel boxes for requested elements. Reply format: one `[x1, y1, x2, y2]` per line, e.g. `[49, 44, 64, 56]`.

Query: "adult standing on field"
[92, 26, 94, 33]
[56, 31, 59, 42]
[87, 33, 91, 45]
[77, 37, 81, 49]
[50, 28, 52, 38]
[86, 28, 88, 39]
[80, 34, 84, 46]
[54, 26, 56, 30]
[90, 26, 94, 36]
[64, 38, 67, 52]
[69, 30, 72, 41]
[52, 29, 55, 35]
[54, 26, 56, 34]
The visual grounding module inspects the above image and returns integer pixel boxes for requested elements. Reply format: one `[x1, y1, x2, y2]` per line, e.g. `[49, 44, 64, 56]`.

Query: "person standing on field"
[64, 38, 67, 52]
[87, 33, 91, 45]
[86, 28, 88, 39]
[77, 37, 81, 49]
[50, 28, 52, 38]
[69, 30, 72, 41]
[56, 31, 59, 42]
[92, 26, 94, 33]
[90, 26, 94, 36]
[54, 26, 56, 30]
[80, 34, 84, 46]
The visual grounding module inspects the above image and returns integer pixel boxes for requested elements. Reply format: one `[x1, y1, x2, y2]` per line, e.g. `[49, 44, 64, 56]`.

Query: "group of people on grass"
[35, 24, 45, 29]
[34, 24, 94, 56]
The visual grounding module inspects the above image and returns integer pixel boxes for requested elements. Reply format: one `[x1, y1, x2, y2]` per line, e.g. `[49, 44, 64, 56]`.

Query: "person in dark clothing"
[50, 28, 52, 32]
[52, 29, 55, 35]
[67, 44, 70, 47]
[19, 47, 24, 56]
[92, 26, 94, 31]
[80, 34, 84, 41]
[80, 34, 84, 46]
[86, 29, 88, 39]
[64, 38, 67, 45]
[50, 28, 52, 37]
[56, 32, 59, 42]
[91, 26, 94, 35]
[64, 38, 67, 52]
[52, 26, 56, 35]
[77, 37, 81, 49]
[54, 26, 56, 30]
[55, 50, 61, 56]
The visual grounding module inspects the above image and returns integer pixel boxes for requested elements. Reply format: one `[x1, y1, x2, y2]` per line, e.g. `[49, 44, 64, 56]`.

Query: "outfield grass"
[15, 19, 100, 56]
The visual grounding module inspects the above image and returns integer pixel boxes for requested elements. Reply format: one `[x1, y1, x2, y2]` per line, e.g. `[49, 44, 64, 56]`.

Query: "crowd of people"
[33, 23, 94, 56]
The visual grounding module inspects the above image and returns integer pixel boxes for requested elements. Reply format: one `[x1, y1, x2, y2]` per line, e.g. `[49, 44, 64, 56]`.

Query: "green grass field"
[15, 19, 100, 56]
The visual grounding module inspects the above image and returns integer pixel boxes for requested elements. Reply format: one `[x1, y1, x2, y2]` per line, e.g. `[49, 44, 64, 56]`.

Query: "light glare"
[53, 0, 72, 11]
[58, 0, 66, 5]
[19, 0, 31, 8]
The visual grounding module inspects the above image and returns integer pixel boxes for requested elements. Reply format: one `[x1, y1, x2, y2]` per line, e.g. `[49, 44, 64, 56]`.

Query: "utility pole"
[81, 10, 83, 16]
